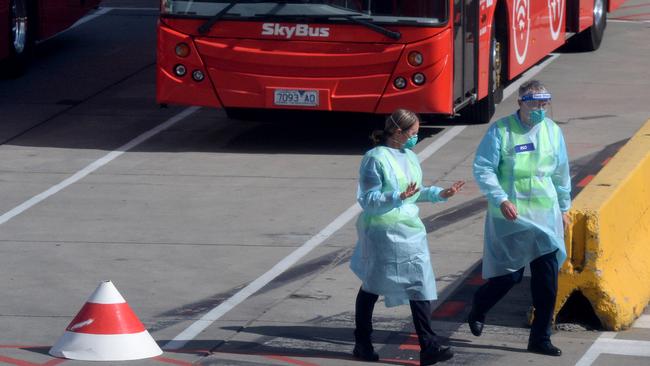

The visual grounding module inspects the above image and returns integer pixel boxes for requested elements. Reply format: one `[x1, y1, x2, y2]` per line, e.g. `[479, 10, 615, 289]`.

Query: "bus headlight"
[408, 51, 423, 66]
[412, 73, 426, 86]
[174, 64, 187, 77]
[394, 77, 407, 89]
[192, 70, 205, 82]
[175, 43, 190, 57]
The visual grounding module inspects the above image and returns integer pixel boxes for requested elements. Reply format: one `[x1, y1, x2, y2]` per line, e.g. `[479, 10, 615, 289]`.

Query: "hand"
[439, 180, 466, 199]
[500, 200, 518, 221]
[562, 212, 571, 230]
[400, 182, 420, 200]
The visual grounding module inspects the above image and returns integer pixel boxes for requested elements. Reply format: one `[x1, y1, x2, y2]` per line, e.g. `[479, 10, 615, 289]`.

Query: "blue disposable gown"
[474, 113, 571, 279]
[350, 146, 446, 307]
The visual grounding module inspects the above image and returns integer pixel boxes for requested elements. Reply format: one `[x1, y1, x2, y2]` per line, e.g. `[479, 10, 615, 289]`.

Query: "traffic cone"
[49, 280, 163, 361]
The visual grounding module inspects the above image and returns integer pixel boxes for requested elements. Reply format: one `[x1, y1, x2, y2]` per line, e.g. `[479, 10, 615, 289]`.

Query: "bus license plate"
[274, 89, 319, 107]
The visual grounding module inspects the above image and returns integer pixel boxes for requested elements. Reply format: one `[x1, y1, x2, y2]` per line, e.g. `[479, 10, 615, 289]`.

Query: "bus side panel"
[36, 0, 101, 40]
[578, 0, 595, 32]
[0, 0, 8, 61]
[506, 0, 566, 80]
[476, 0, 498, 101]
[608, 0, 625, 12]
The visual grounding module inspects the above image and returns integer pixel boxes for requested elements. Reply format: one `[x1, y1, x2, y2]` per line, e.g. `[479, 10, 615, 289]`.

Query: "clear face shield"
[519, 92, 553, 125]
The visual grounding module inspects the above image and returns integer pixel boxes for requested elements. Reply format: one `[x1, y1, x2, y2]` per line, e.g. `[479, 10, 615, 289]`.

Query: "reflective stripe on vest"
[364, 147, 422, 227]
[493, 116, 560, 214]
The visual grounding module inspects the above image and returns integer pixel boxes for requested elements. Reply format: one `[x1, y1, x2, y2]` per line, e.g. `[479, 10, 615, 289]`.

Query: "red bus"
[0, 0, 101, 76]
[157, 0, 625, 123]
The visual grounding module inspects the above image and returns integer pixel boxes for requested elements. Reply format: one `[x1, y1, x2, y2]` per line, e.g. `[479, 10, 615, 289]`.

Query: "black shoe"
[353, 343, 379, 362]
[467, 310, 484, 337]
[527, 341, 562, 356]
[420, 346, 454, 365]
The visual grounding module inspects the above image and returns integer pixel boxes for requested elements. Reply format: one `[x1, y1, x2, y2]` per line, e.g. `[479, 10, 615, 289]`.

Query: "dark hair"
[370, 109, 420, 146]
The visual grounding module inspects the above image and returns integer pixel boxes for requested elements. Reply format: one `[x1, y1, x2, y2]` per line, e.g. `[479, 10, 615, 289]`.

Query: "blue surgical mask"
[403, 134, 418, 149]
[529, 109, 546, 124]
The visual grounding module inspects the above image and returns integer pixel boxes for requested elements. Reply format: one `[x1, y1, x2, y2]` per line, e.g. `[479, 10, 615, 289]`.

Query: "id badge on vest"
[514, 142, 535, 153]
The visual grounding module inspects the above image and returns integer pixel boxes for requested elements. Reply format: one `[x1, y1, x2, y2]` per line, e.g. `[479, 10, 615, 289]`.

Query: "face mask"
[529, 109, 546, 124]
[403, 134, 418, 149]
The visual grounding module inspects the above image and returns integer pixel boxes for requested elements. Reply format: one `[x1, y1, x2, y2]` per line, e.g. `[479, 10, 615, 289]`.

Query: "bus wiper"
[337, 14, 401, 40]
[198, 0, 241, 34]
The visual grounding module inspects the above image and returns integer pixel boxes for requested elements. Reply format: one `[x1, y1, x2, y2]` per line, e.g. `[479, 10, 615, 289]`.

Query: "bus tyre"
[1, 0, 32, 78]
[462, 24, 501, 124]
[573, 0, 607, 51]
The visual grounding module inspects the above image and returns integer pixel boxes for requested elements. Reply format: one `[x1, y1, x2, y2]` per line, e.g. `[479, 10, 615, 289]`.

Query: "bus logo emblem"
[548, 0, 564, 41]
[512, 0, 530, 65]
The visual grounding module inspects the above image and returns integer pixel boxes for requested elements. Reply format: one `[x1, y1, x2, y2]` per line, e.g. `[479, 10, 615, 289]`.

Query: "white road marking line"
[575, 332, 615, 366]
[69, 7, 113, 30]
[0, 107, 200, 226]
[46, 6, 160, 42]
[503, 54, 561, 98]
[600, 331, 617, 339]
[36, 7, 113, 44]
[575, 333, 650, 366]
[609, 19, 650, 24]
[632, 314, 650, 329]
[164, 54, 561, 350]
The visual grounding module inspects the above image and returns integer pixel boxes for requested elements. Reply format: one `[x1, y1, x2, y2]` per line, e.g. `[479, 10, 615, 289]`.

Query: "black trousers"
[471, 250, 558, 343]
[354, 287, 440, 352]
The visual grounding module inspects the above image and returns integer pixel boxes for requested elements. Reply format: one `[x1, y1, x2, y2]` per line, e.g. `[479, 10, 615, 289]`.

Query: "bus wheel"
[573, 0, 607, 51]
[1, 0, 32, 77]
[491, 34, 504, 104]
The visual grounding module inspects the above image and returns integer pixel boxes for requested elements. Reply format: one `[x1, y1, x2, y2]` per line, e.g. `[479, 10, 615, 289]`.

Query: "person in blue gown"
[350, 108, 464, 365]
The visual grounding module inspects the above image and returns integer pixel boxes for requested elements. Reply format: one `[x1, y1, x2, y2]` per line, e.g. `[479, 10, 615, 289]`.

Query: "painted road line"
[632, 315, 650, 329]
[575, 332, 615, 366]
[577, 175, 595, 187]
[69, 7, 113, 30]
[431, 301, 466, 319]
[265, 355, 320, 366]
[609, 19, 650, 23]
[155, 356, 195, 366]
[36, 7, 112, 44]
[502, 54, 560, 98]
[0, 107, 200, 227]
[575, 334, 650, 366]
[164, 54, 561, 350]
[50, 6, 159, 41]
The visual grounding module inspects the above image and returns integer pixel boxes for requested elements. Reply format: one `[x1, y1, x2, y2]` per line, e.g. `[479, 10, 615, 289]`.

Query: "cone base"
[49, 330, 163, 361]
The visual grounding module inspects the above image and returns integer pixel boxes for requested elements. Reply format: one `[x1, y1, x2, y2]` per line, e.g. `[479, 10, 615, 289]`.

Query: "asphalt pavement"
[0, 1, 649, 365]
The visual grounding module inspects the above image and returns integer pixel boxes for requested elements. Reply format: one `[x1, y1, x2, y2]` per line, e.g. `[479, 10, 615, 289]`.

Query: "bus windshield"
[162, 1, 449, 26]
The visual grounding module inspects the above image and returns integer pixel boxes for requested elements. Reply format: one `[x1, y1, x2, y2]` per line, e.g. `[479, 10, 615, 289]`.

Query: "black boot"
[527, 340, 562, 356]
[467, 309, 484, 337]
[420, 346, 454, 365]
[352, 342, 379, 362]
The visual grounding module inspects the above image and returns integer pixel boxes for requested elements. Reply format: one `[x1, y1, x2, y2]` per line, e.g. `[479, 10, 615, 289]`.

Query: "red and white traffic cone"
[49, 280, 163, 361]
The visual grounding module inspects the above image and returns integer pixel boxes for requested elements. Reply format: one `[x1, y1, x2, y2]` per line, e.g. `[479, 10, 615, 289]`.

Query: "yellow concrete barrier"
[556, 119, 650, 330]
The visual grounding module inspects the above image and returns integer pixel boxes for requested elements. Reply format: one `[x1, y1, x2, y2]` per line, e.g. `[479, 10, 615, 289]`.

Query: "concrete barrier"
[556, 119, 650, 330]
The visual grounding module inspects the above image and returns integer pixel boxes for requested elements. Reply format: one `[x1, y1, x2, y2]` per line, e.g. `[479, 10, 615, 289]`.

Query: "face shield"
[519, 92, 553, 124]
